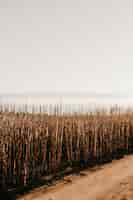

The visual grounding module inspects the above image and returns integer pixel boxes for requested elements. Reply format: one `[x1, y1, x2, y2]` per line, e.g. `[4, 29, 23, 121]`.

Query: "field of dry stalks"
[0, 107, 133, 194]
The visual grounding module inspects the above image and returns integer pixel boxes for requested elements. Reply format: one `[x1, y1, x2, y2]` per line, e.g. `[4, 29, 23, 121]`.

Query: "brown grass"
[0, 105, 133, 192]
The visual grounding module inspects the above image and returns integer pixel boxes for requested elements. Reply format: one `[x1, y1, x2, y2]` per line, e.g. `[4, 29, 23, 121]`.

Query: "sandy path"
[18, 155, 133, 200]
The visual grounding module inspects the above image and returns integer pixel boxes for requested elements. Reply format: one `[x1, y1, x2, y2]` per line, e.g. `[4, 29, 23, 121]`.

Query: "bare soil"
[18, 155, 133, 200]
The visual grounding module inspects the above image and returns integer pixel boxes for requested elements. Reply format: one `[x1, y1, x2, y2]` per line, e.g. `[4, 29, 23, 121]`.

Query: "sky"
[0, 0, 133, 96]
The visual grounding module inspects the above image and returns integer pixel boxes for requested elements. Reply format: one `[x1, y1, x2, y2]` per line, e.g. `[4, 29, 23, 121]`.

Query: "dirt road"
[18, 155, 133, 200]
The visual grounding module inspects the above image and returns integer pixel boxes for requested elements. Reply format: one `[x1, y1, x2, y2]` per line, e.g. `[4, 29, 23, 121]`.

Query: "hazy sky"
[0, 0, 133, 95]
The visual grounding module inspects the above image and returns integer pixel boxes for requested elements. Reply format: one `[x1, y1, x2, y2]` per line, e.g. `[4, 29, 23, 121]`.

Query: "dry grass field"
[0, 105, 133, 199]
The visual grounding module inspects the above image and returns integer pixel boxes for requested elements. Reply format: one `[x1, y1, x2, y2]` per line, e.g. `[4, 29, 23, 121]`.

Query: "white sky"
[0, 0, 133, 95]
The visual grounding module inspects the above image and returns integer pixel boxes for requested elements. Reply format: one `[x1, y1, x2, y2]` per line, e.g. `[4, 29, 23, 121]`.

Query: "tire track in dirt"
[18, 155, 133, 200]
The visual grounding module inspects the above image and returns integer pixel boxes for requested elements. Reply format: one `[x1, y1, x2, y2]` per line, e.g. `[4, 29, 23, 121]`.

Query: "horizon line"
[0, 92, 132, 99]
